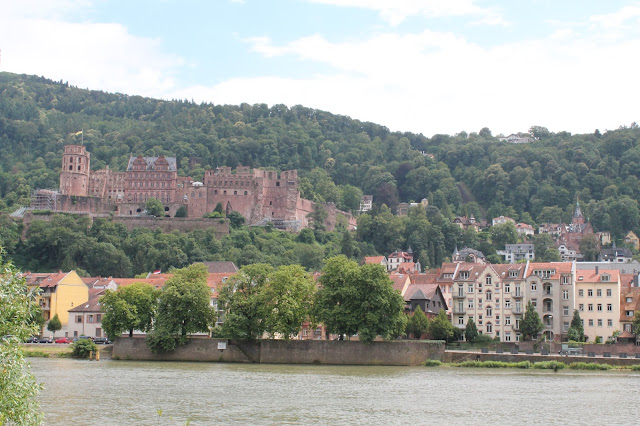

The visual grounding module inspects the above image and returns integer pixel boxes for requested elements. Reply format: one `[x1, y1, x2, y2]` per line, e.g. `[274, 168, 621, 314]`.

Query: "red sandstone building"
[50, 145, 355, 231]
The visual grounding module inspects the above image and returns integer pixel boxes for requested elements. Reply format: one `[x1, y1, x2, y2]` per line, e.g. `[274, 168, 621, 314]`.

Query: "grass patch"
[630, 364, 640, 371]
[453, 360, 532, 369]
[425, 360, 442, 367]
[568, 362, 613, 370]
[532, 361, 566, 370]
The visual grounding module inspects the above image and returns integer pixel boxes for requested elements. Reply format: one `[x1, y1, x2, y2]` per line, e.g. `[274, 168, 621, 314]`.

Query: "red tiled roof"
[404, 283, 439, 302]
[24, 271, 70, 288]
[525, 262, 573, 279]
[575, 269, 620, 283]
[364, 256, 386, 265]
[69, 294, 105, 313]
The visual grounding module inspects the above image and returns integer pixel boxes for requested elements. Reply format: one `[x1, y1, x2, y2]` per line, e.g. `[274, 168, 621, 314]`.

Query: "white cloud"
[0, 1, 183, 97]
[309, 0, 507, 26]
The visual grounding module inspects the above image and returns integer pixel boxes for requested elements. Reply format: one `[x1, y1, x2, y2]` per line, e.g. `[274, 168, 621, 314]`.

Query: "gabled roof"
[126, 156, 177, 172]
[24, 271, 71, 288]
[525, 262, 573, 279]
[491, 263, 526, 279]
[575, 269, 620, 283]
[69, 293, 105, 313]
[388, 273, 411, 296]
[363, 256, 387, 265]
[202, 261, 238, 274]
[405, 283, 440, 302]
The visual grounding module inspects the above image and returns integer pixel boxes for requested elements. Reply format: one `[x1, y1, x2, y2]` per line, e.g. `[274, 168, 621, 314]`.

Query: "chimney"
[634, 274, 639, 288]
[595, 266, 599, 275]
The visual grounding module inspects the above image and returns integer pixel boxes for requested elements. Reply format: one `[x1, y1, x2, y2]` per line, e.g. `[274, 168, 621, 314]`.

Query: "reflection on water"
[30, 358, 640, 425]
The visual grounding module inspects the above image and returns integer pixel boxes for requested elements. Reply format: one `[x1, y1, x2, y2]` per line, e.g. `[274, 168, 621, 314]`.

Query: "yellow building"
[574, 268, 621, 343]
[25, 271, 89, 336]
[624, 231, 640, 251]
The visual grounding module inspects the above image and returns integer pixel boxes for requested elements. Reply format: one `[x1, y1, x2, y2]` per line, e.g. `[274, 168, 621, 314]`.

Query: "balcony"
[453, 292, 465, 299]
[513, 292, 523, 299]
[453, 307, 467, 314]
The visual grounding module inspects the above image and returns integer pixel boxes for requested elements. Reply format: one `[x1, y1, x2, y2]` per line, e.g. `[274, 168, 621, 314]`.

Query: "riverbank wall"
[112, 337, 445, 366]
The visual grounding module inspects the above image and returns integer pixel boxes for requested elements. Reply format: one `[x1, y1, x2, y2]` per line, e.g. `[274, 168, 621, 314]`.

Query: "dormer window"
[601, 274, 610, 282]
[459, 271, 469, 280]
[509, 270, 518, 278]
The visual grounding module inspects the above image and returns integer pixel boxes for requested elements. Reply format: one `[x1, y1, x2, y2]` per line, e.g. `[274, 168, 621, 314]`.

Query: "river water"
[30, 358, 640, 425]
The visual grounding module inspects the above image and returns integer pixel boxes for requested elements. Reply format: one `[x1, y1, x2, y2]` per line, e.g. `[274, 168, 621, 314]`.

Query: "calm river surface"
[30, 358, 640, 425]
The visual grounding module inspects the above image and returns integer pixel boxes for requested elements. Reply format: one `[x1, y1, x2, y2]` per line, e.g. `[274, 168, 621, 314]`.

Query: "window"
[458, 316, 464, 325]
[515, 301, 522, 313]
[468, 284, 474, 293]
[625, 324, 632, 332]
[597, 319, 603, 327]
[486, 323, 493, 333]
[579, 303, 584, 312]
[606, 289, 612, 297]
[516, 333, 521, 342]
[505, 283, 510, 293]
[505, 316, 511, 325]
[76, 315, 82, 323]
[607, 304, 612, 312]
[505, 299, 511, 309]
[563, 306, 569, 316]
[459, 271, 469, 279]
[486, 306, 492, 317]
[478, 315, 483, 326]
[597, 289, 602, 297]
[588, 304, 593, 311]
[516, 319, 521, 330]
[458, 302, 464, 312]
[531, 282, 537, 291]
[589, 319, 594, 327]
[485, 276, 492, 286]
[496, 315, 500, 326]
[505, 332, 511, 342]
[626, 310, 634, 317]
[531, 299, 537, 308]
[626, 297, 633, 303]
[607, 319, 613, 327]
[563, 322, 569, 332]
[563, 290, 569, 300]
[597, 304, 602, 311]
[468, 299, 474, 309]
[509, 270, 518, 278]
[88, 315, 94, 323]
[486, 292, 492, 301]
[96, 314, 101, 323]
[579, 289, 584, 297]
[588, 289, 593, 297]
[562, 276, 570, 284]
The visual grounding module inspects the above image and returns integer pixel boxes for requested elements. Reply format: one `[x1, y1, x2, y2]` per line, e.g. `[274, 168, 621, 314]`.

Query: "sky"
[1, 0, 639, 137]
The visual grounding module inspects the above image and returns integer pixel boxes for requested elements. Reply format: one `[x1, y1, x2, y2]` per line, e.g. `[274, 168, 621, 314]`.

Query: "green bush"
[453, 360, 531, 369]
[568, 362, 612, 370]
[71, 339, 98, 358]
[630, 364, 640, 371]
[532, 361, 566, 370]
[425, 360, 442, 367]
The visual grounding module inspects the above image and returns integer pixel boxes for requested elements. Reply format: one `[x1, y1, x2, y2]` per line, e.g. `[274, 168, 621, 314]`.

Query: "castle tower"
[572, 199, 585, 225]
[59, 144, 90, 196]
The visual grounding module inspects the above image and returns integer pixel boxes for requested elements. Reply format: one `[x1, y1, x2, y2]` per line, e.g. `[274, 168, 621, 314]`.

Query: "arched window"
[486, 322, 493, 333]
[485, 276, 492, 285]
[486, 306, 492, 317]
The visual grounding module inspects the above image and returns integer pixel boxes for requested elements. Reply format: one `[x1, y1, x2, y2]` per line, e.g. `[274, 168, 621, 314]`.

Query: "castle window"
[234, 191, 237, 195]
[215, 190, 218, 194]
[244, 191, 248, 195]
[276, 182, 280, 187]
[70, 157, 73, 163]
[191, 192, 195, 198]
[199, 192, 203, 198]
[69, 165, 73, 170]
[223, 190, 227, 195]
[78, 158, 81, 163]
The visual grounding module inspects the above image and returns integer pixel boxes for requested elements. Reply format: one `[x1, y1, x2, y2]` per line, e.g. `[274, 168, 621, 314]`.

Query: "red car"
[55, 337, 72, 344]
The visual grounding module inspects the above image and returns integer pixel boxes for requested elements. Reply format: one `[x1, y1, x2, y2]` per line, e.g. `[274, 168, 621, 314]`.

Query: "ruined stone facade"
[54, 145, 355, 231]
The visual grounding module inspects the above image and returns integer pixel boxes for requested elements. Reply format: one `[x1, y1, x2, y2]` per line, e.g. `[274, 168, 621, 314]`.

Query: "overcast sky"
[2, 0, 639, 137]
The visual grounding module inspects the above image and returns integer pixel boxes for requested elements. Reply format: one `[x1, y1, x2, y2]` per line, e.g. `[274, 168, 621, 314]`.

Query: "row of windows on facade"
[461, 300, 585, 317]
[129, 172, 173, 179]
[129, 181, 173, 188]
[577, 289, 614, 297]
[578, 303, 615, 312]
[76, 314, 101, 323]
[457, 283, 571, 297]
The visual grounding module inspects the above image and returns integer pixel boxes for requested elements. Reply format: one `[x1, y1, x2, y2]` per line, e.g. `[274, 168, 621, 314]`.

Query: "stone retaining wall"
[112, 337, 445, 366]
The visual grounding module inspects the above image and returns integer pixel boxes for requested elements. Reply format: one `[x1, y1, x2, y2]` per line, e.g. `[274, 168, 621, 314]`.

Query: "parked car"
[25, 336, 40, 343]
[55, 337, 72, 344]
[39, 337, 53, 344]
[93, 337, 112, 344]
[73, 335, 94, 342]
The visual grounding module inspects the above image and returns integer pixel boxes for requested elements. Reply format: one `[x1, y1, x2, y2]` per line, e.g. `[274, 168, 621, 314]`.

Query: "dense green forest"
[1, 72, 639, 274]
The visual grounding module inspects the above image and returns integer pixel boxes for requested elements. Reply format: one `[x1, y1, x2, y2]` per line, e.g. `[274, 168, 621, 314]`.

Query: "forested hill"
[1, 71, 640, 241]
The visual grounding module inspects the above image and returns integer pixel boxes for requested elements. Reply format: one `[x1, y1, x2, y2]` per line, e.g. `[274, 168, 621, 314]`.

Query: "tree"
[260, 265, 316, 339]
[490, 222, 518, 249]
[214, 202, 224, 215]
[406, 306, 429, 339]
[227, 211, 245, 228]
[218, 264, 274, 339]
[567, 309, 585, 342]
[47, 313, 62, 338]
[145, 197, 164, 217]
[632, 311, 640, 339]
[147, 263, 216, 351]
[429, 310, 454, 342]
[465, 318, 478, 342]
[520, 301, 543, 341]
[174, 205, 187, 218]
[340, 231, 354, 258]
[0, 249, 43, 424]
[314, 256, 406, 342]
[308, 204, 328, 231]
[101, 282, 159, 339]
[579, 234, 599, 262]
